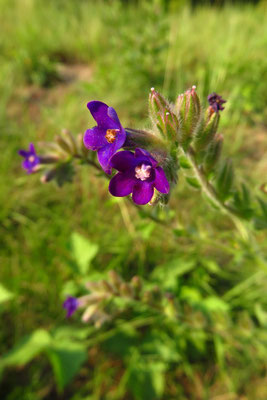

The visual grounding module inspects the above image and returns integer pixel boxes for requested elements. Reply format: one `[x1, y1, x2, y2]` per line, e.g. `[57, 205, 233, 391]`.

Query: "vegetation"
[0, 0, 266, 399]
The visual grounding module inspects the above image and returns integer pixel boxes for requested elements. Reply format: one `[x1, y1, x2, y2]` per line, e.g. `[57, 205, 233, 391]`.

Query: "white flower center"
[135, 164, 151, 181]
[28, 155, 35, 163]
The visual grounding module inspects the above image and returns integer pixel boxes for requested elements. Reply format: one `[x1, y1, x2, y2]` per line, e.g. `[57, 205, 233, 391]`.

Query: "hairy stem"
[185, 146, 249, 240]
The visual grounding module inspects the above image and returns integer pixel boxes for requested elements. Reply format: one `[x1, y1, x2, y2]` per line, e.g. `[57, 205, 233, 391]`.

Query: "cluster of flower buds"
[63, 270, 178, 327]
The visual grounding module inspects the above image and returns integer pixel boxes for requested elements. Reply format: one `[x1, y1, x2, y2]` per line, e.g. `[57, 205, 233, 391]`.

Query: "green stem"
[85, 316, 159, 347]
[186, 147, 249, 240]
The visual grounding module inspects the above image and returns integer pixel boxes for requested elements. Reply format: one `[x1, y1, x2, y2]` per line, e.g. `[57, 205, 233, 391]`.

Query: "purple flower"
[83, 101, 126, 174]
[18, 143, 40, 174]
[109, 148, 170, 205]
[63, 296, 78, 318]
[207, 92, 226, 112]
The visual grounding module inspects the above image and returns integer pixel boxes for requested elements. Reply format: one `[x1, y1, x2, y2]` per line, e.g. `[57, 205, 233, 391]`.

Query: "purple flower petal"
[83, 127, 107, 150]
[110, 150, 135, 172]
[18, 150, 29, 157]
[63, 296, 78, 318]
[19, 143, 40, 174]
[97, 132, 126, 174]
[85, 101, 127, 173]
[87, 101, 119, 129]
[132, 181, 154, 205]
[109, 171, 135, 197]
[29, 143, 35, 153]
[22, 159, 32, 171]
[97, 144, 117, 174]
[107, 107, 121, 127]
[154, 167, 170, 194]
[207, 92, 226, 112]
[134, 148, 158, 168]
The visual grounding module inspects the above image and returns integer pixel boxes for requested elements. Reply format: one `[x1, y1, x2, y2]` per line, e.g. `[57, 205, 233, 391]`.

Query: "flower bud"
[108, 270, 123, 292]
[56, 134, 73, 155]
[78, 293, 107, 307]
[101, 279, 115, 294]
[164, 112, 180, 144]
[94, 312, 110, 328]
[78, 133, 90, 158]
[142, 290, 154, 304]
[203, 134, 223, 174]
[119, 282, 133, 298]
[150, 285, 163, 303]
[85, 281, 103, 292]
[131, 276, 142, 289]
[40, 167, 58, 183]
[175, 86, 201, 148]
[61, 129, 78, 156]
[82, 304, 99, 323]
[39, 155, 60, 164]
[149, 88, 170, 119]
[42, 142, 68, 158]
[130, 276, 143, 297]
[149, 88, 180, 145]
[193, 107, 220, 152]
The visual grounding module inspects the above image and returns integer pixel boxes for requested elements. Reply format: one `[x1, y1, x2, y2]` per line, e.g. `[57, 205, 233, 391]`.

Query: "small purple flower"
[18, 143, 40, 174]
[207, 92, 226, 113]
[83, 101, 126, 174]
[63, 296, 78, 318]
[109, 148, 170, 205]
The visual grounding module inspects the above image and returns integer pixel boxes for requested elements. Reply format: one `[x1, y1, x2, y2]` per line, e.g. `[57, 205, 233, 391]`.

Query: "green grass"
[0, 0, 267, 399]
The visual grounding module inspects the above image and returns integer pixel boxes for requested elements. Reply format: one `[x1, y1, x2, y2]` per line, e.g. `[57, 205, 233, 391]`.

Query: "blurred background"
[0, 0, 267, 399]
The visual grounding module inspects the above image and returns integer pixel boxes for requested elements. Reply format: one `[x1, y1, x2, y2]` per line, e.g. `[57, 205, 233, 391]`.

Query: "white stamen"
[135, 164, 151, 181]
[29, 155, 35, 163]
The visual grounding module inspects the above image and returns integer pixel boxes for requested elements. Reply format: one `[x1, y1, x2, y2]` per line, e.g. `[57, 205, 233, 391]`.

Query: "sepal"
[175, 86, 201, 149]
[193, 107, 220, 152]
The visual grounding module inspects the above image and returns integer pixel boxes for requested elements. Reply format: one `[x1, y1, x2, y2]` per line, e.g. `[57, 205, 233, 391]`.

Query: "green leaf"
[52, 326, 94, 341]
[215, 159, 234, 201]
[47, 341, 87, 391]
[179, 155, 191, 169]
[0, 329, 51, 368]
[151, 259, 195, 290]
[230, 183, 253, 219]
[254, 198, 267, 230]
[140, 330, 181, 362]
[61, 279, 79, 298]
[102, 325, 138, 358]
[203, 296, 229, 313]
[71, 232, 99, 275]
[214, 335, 225, 369]
[127, 359, 165, 400]
[0, 283, 15, 304]
[180, 286, 202, 302]
[54, 162, 75, 187]
[186, 176, 202, 189]
[254, 303, 267, 327]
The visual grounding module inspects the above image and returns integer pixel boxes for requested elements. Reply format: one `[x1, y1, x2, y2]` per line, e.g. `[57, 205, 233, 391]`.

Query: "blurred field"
[0, 0, 267, 399]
